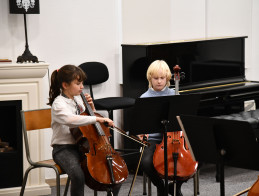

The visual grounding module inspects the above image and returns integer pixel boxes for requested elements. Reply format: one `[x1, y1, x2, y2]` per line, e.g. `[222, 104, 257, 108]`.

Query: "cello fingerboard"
[80, 93, 105, 136]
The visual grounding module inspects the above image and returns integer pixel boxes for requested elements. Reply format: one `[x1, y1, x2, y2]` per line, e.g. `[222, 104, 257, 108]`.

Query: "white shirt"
[51, 95, 96, 146]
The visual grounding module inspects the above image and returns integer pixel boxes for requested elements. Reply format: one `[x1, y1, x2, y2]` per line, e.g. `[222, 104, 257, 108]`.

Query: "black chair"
[79, 62, 135, 146]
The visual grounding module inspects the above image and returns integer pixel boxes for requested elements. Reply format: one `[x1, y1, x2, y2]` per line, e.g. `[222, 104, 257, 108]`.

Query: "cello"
[153, 65, 198, 195]
[70, 92, 128, 193]
[233, 175, 259, 196]
[248, 176, 259, 195]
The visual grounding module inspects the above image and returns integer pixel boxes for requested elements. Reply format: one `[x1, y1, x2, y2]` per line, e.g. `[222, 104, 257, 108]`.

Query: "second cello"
[153, 65, 198, 195]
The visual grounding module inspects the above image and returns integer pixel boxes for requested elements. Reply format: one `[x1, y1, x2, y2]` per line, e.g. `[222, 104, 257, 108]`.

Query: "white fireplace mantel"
[0, 62, 51, 196]
[0, 62, 49, 79]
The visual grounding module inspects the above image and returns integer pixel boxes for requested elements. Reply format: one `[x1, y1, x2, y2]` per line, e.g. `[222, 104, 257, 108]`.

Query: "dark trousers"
[53, 145, 85, 196]
[141, 140, 165, 194]
[53, 144, 121, 196]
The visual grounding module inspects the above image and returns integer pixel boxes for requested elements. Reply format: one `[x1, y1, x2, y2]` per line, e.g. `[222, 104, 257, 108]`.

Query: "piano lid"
[121, 36, 247, 46]
[122, 36, 248, 90]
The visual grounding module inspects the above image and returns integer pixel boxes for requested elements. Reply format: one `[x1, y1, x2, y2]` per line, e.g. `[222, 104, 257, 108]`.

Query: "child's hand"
[137, 134, 149, 141]
[96, 117, 114, 127]
[84, 93, 96, 111]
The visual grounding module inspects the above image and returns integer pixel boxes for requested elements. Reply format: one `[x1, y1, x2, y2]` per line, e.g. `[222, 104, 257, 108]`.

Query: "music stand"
[178, 115, 259, 196]
[129, 94, 200, 196]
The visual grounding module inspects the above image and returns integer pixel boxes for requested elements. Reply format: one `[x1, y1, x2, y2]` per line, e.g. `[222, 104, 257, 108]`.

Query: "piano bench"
[211, 109, 259, 182]
[213, 109, 259, 137]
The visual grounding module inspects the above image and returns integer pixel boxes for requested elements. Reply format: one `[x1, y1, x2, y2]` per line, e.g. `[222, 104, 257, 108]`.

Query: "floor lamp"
[9, 0, 40, 63]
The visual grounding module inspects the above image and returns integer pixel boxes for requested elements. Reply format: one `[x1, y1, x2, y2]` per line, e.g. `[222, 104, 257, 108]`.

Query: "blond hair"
[146, 60, 172, 88]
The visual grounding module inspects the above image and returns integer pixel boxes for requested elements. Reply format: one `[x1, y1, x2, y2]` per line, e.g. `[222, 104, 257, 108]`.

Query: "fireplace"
[0, 100, 22, 188]
[0, 62, 50, 196]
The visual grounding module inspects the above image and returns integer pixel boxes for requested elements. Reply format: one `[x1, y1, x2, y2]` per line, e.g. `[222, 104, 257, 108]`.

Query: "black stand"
[17, 14, 38, 63]
[129, 94, 200, 196]
[178, 115, 259, 196]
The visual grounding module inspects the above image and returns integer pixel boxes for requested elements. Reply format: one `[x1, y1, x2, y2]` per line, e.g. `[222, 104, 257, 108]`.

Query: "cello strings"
[81, 93, 113, 153]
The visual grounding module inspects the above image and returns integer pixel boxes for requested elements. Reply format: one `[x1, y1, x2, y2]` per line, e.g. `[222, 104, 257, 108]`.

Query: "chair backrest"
[21, 108, 52, 163]
[79, 62, 109, 85]
[79, 62, 109, 99]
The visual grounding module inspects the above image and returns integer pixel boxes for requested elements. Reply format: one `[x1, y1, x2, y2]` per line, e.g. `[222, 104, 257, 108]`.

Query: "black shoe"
[157, 188, 164, 196]
[168, 182, 174, 196]
[107, 190, 113, 196]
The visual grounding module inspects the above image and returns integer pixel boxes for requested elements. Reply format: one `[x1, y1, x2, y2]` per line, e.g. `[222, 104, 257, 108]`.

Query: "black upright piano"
[121, 36, 259, 154]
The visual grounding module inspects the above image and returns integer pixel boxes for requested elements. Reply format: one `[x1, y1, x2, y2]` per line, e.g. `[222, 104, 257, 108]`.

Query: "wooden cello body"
[153, 65, 198, 185]
[248, 176, 259, 196]
[70, 93, 128, 192]
[153, 131, 198, 181]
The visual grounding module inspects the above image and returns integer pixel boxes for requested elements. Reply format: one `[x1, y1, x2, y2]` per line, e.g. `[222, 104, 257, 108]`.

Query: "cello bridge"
[172, 139, 180, 144]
